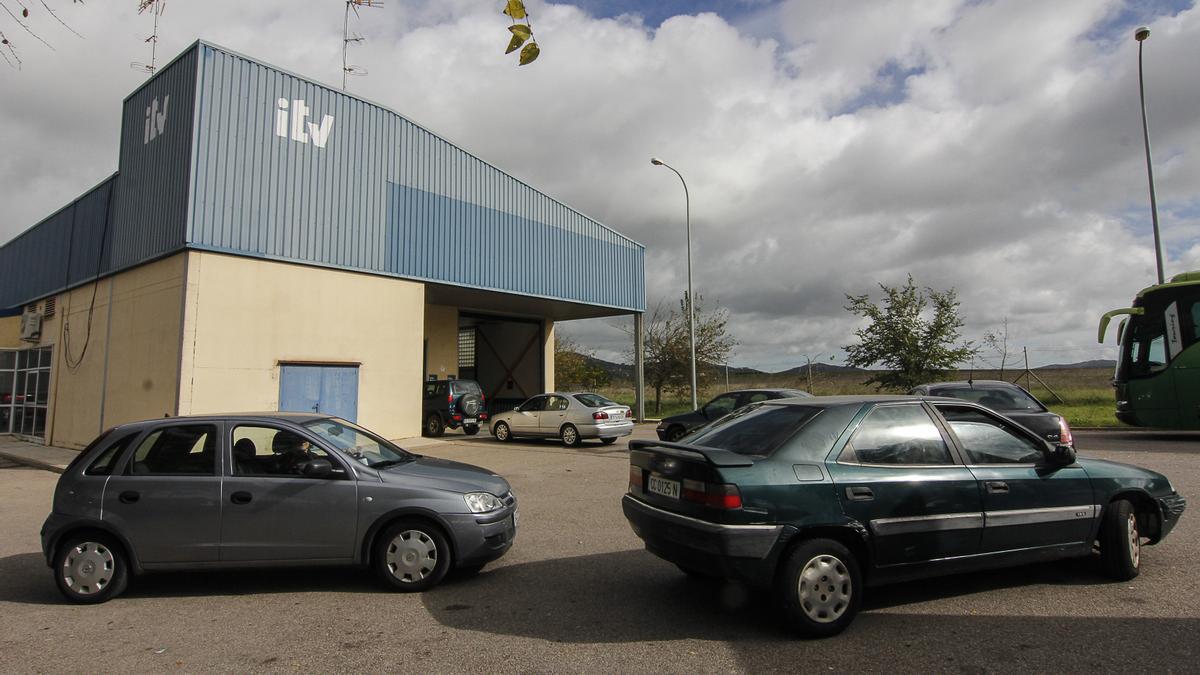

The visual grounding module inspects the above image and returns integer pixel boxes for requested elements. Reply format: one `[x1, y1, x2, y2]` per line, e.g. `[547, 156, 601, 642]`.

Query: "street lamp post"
[1135, 25, 1165, 285]
[650, 157, 698, 410]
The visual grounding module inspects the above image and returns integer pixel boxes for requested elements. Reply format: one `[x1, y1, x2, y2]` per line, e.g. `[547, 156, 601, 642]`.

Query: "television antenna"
[130, 0, 165, 74]
[342, 0, 383, 91]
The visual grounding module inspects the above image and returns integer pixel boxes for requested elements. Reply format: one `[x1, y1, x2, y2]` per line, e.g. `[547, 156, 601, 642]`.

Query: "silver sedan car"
[490, 392, 634, 446]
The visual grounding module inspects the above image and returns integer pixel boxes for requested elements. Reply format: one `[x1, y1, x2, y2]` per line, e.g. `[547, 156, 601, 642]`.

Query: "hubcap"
[563, 427, 577, 444]
[497, 424, 508, 440]
[427, 417, 439, 432]
[1128, 513, 1140, 567]
[385, 530, 438, 583]
[61, 542, 115, 596]
[797, 554, 851, 624]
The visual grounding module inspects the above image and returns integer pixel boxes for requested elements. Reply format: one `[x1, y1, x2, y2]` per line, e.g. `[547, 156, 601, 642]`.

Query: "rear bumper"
[578, 420, 634, 439]
[1153, 493, 1186, 543]
[621, 494, 785, 586]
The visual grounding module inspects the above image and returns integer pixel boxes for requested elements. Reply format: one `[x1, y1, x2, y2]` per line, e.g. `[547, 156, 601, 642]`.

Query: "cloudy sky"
[2, 0, 1198, 371]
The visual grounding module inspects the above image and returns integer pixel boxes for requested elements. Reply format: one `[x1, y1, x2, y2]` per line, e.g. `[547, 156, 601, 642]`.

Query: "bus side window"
[1129, 316, 1168, 376]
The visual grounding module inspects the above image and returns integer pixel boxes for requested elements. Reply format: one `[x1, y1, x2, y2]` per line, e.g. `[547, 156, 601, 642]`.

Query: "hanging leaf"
[505, 33, 525, 54]
[519, 41, 540, 66]
[502, 0, 526, 20]
[508, 24, 532, 40]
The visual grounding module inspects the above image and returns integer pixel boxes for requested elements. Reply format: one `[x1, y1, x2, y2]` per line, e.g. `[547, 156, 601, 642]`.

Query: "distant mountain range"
[579, 354, 1114, 376]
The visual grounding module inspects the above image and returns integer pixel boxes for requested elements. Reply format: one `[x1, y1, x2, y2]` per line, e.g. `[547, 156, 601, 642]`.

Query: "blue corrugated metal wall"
[188, 43, 644, 312]
[1, 41, 646, 314]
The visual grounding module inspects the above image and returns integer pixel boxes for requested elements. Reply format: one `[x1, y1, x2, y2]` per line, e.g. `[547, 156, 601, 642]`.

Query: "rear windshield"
[930, 386, 1043, 412]
[573, 393, 618, 408]
[687, 404, 822, 456]
[451, 380, 482, 396]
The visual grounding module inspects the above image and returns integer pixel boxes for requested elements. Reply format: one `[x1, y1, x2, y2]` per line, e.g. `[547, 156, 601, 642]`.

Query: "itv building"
[0, 41, 646, 447]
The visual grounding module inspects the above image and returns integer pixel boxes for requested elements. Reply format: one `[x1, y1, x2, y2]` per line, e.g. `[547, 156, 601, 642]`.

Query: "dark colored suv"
[623, 395, 1185, 637]
[422, 379, 488, 437]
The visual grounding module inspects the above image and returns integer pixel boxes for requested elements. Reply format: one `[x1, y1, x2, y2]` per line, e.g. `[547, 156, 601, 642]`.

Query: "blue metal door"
[279, 365, 359, 422]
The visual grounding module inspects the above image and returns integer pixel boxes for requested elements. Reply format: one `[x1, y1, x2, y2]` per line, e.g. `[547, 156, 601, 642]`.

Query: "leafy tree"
[631, 293, 736, 414]
[843, 275, 976, 391]
[554, 334, 610, 391]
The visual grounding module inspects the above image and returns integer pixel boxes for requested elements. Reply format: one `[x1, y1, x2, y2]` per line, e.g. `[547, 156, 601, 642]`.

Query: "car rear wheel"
[424, 413, 445, 438]
[493, 421, 512, 442]
[54, 533, 129, 604]
[374, 520, 452, 592]
[1099, 499, 1141, 581]
[463, 424, 480, 436]
[666, 425, 687, 442]
[560, 424, 580, 447]
[777, 538, 862, 638]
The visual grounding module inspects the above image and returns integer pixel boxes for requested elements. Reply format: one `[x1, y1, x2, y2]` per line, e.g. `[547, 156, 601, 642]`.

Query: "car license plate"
[610, 410, 624, 420]
[648, 474, 680, 499]
[463, 418, 477, 424]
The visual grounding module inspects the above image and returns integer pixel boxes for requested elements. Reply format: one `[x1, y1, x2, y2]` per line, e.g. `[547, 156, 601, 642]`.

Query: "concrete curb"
[0, 449, 68, 474]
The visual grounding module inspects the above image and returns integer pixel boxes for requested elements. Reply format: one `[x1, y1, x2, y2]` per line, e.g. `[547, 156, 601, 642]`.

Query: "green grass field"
[595, 368, 1121, 427]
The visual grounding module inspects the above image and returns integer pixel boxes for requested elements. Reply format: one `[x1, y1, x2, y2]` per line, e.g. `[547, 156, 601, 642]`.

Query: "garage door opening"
[458, 313, 543, 414]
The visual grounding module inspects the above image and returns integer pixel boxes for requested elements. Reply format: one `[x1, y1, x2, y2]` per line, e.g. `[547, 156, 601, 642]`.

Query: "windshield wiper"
[370, 455, 420, 470]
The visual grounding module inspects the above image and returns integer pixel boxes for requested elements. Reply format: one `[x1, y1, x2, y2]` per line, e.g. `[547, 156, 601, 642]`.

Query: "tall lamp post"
[800, 353, 825, 395]
[1135, 25, 1165, 284]
[650, 157, 698, 410]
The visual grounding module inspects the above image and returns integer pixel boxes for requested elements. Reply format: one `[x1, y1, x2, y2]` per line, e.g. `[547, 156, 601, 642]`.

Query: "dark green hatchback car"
[622, 395, 1186, 638]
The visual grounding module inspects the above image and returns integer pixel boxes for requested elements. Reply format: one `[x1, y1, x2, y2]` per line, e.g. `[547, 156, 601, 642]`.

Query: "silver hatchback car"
[41, 413, 517, 603]
[490, 392, 634, 446]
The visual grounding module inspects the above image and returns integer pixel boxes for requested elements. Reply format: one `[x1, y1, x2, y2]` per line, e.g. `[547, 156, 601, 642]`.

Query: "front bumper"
[1153, 492, 1186, 543]
[444, 498, 518, 568]
[621, 494, 785, 586]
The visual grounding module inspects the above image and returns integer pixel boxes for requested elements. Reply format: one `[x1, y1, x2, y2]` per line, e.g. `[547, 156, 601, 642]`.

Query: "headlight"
[464, 492, 504, 513]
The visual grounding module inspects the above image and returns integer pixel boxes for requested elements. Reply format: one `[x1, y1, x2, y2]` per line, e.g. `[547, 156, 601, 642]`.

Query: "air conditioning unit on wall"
[20, 310, 42, 342]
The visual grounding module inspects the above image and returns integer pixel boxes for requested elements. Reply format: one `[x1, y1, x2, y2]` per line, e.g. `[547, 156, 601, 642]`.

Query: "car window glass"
[545, 396, 568, 411]
[232, 425, 343, 478]
[688, 404, 821, 456]
[930, 386, 1042, 412]
[85, 431, 139, 476]
[451, 380, 482, 396]
[128, 425, 217, 475]
[304, 418, 410, 468]
[746, 392, 772, 404]
[704, 394, 739, 417]
[937, 405, 1044, 464]
[574, 393, 617, 408]
[522, 396, 546, 412]
[424, 383, 436, 397]
[845, 405, 952, 465]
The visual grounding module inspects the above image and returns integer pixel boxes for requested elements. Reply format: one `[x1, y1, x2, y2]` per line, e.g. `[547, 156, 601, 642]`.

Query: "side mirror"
[513, 405, 522, 412]
[1045, 443, 1076, 466]
[302, 458, 333, 477]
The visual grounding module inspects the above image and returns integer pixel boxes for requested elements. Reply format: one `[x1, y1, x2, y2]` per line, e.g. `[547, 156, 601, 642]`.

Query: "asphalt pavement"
[0, 426, 1195, 672]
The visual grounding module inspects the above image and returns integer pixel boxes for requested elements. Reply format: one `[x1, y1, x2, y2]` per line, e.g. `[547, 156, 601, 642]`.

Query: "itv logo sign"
[143, 95, 169, 145]
[275, 98, 334, 149]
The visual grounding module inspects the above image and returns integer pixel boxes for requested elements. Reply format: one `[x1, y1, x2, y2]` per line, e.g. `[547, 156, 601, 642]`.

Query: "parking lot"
[0, 426, 1196, 672]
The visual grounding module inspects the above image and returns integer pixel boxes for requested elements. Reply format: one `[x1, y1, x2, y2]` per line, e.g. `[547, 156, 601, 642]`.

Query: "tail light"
[682, 479, 742, 509]
[452, 414, 462, 421]
[448, 394, 454, 404]
[1059, 417, 1073, 446]
[628, 465, 642, 491]
[625, 408, 633, 418]
[593, 411, 609, 420]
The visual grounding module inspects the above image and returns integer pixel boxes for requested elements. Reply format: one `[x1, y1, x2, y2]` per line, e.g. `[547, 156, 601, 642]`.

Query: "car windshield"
[302, 418, 413, 468]
[451, 380, 482, 396]
[930, 386, 1043, 412]
[687, 404, 822, 456]
[573, 393, 618, 408]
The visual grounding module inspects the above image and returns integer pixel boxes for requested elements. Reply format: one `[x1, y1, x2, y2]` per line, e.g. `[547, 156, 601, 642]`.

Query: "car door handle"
[986, 481, 1010, 494]
[845, 486, 874, 501]
[230, 491, 253, 505]
[118, 490, 140, 504]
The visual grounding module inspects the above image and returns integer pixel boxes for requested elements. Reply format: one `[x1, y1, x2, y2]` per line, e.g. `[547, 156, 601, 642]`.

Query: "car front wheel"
[777, 538, 862, 638]
[493, 421, 512, 442]
[54, 533, 129, 604]
[1099, 499, 1141, 581]
[374, 520, 452, 592]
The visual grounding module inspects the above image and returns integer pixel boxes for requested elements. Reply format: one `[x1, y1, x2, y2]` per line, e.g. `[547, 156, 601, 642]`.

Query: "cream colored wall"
[0, 316, 21, 348]
[41, 254, 186, 448]
[543, 319, 555, 392]
[423, 304, 459, 380]
[178, 252, 425, 440]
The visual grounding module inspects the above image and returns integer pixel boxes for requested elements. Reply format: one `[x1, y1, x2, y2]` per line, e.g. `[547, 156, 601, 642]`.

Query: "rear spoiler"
[628, 439, 755, 467]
